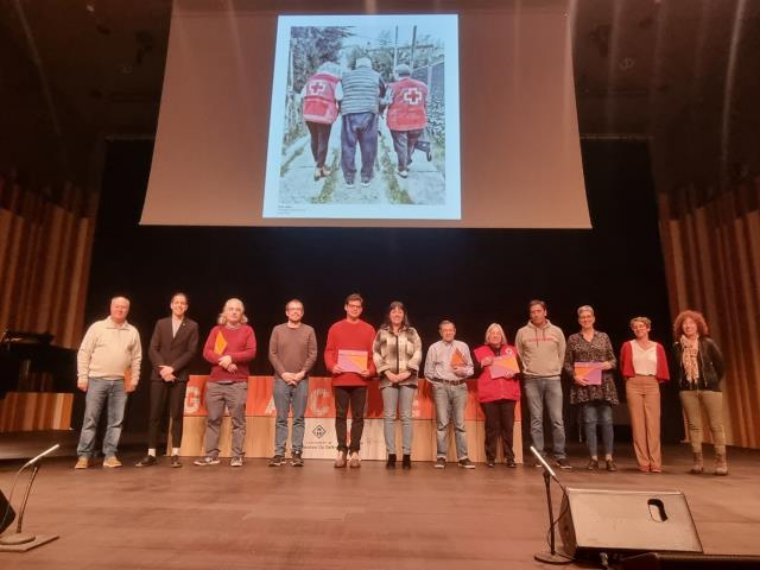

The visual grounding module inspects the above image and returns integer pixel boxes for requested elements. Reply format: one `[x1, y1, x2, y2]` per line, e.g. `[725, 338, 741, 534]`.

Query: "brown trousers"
[679, 389, 726, 455]
[626, 376, 661, 470]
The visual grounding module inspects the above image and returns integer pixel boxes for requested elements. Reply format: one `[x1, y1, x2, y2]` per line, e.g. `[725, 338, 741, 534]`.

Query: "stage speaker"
[0, 490, 16, 534]
[558, 487, 703, 559]
[621, 552, 760, 569]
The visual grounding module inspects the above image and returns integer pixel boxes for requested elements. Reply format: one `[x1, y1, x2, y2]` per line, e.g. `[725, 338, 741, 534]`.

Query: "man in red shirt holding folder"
[195, 298, 256, 468]
[324, 293, 376, 468]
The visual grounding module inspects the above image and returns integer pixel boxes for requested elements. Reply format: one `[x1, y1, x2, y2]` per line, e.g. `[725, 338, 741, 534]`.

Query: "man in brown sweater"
[267, 299, 318, 467]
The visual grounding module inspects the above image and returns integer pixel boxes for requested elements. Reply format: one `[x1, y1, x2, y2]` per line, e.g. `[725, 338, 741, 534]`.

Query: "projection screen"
[142, 0, 590, 229]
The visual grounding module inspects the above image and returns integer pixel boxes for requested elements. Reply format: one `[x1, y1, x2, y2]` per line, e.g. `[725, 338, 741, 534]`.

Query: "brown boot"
[715, 452, 729, 476]
[690, 452, 704, 474]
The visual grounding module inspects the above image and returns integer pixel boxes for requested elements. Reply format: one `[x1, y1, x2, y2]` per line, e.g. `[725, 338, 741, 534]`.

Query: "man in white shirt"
[424, 320, 476, 469]
[74, 296, 142, 469]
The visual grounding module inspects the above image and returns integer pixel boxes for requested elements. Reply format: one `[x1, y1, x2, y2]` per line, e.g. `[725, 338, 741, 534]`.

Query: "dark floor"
[1, 432, 759, 569]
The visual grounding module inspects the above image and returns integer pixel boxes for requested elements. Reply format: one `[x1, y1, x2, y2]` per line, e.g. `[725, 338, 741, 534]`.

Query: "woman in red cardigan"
[619, 316, 670, 473]
[473, 323, 521, 468]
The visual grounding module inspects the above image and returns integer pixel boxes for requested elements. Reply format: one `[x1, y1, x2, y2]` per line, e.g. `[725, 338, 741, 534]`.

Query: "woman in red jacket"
[473, 323, 521, 468]
[302, 61, 341, 181]
[619, 316, 670, 473]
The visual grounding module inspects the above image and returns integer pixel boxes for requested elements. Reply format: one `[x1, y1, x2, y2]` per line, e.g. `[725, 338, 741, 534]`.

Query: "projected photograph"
[263, 15, 460, 220]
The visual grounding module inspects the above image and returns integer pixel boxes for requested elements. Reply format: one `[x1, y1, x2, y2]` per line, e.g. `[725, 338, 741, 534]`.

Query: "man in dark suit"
[136, 292, 199, 468]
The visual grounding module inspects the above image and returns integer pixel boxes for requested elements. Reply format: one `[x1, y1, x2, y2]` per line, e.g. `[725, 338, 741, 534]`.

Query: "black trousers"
[307, 121, 333, 168]
[334, 386, 367, 453]
[147, 380, 187, 450]
[481, 399, 516, 461]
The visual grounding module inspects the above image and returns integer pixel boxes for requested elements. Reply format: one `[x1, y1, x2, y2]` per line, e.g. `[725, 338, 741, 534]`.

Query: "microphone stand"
[531, 446, 572, 565]
[0, 444, 60, 551]
[1, 463, 43, 545]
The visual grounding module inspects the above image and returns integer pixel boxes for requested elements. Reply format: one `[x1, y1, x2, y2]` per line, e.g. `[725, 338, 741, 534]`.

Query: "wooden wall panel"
[0, 187, 97, 350]
[0, 392, 73, 432]
[659, 183, 760, 449]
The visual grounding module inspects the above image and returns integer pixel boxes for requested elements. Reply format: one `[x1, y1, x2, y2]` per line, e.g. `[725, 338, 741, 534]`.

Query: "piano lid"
[1, 330, 54, 346]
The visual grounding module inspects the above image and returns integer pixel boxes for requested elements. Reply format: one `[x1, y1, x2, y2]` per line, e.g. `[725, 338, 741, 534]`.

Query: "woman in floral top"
[563, 305, 619, 471]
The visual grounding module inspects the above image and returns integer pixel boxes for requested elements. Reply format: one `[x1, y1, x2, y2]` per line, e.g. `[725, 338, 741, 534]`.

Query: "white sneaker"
[334, 450, 347, 468]
[348, 451, 361, 468]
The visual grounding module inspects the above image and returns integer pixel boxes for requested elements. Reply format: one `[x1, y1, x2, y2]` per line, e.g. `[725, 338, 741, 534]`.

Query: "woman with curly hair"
[672, 310, 728, 475]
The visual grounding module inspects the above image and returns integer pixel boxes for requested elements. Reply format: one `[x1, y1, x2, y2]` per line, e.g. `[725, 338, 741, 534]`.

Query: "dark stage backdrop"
[79, 138, 683, 444]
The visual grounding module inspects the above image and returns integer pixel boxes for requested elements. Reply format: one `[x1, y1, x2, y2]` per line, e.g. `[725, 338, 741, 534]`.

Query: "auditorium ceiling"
[1, 0, 759, 171]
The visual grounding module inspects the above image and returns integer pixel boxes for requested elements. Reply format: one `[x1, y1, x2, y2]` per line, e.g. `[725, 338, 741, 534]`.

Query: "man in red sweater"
[195, 298, 256, 467]
[324, 293, 376, 468]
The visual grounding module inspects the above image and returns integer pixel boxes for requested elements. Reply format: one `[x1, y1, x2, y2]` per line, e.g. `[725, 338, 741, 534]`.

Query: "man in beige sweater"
[74, 296, 142, 469]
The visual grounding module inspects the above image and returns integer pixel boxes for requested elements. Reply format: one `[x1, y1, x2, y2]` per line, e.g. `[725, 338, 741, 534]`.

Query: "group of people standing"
[73, 294, 729, 476]
[301, 57, 430, 188]
[569, 307, 729, 476]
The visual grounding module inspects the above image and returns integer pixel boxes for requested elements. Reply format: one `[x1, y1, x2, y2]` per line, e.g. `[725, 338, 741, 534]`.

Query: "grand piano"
[1, 330, 75, 397]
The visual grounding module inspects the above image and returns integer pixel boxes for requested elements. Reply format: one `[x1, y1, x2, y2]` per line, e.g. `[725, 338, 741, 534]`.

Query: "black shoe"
[555, 458, 573, 470]
[135, 455, 157, 467]
[402, 454, 412, 470]
[586, 459, 599, 471]
[291, 452, 304, 467]
[458, 458, 476, 469]
[486, 459, 496, 468]
[386, 454, 397, 469]
[268, 455, 285, 467]
[434, 457, 446, 469]
[606, 459, 617, 472]
[170, 455, 182, 468]
[505, 458, 517, 468]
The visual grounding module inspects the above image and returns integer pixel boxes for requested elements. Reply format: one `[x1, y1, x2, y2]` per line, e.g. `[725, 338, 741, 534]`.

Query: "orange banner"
[184, 375, 520, 422]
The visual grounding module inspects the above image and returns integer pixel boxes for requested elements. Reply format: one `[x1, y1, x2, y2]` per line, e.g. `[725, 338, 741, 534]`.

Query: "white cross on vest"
[402, 87, 422, 105]
[308, 80, 327, 95]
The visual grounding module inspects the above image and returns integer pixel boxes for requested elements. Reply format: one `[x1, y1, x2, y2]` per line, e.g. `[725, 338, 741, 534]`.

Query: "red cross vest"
[302, 72, 339, 124]
[386, 77, 428, 131]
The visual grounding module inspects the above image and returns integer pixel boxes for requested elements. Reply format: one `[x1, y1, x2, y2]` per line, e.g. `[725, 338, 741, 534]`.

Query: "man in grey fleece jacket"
[515, 300, 571, 469]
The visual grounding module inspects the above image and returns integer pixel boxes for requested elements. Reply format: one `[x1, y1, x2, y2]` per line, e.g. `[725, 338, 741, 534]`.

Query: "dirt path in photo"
[277, 116, 445, 207]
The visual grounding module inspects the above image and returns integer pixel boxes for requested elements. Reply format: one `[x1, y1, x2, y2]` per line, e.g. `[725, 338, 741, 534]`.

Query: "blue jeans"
[583, 401, 614, 457]
[524, 377, 566, 459]
[432, 383, 469, 460]
[381, 384, 416, 455]
[340, 112, 378, 184]
[273, 377, 309, 455]
[77, 378, 128, 458]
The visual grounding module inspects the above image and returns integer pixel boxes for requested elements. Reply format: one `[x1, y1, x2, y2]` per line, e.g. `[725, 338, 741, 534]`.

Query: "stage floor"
[1, 434, 759, 569]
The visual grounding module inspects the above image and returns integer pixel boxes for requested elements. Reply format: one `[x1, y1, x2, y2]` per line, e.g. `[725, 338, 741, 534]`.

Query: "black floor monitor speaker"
[621, 552, 760, 569]
[0, 490, 16, 534]
[558, 487, 703, 560]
